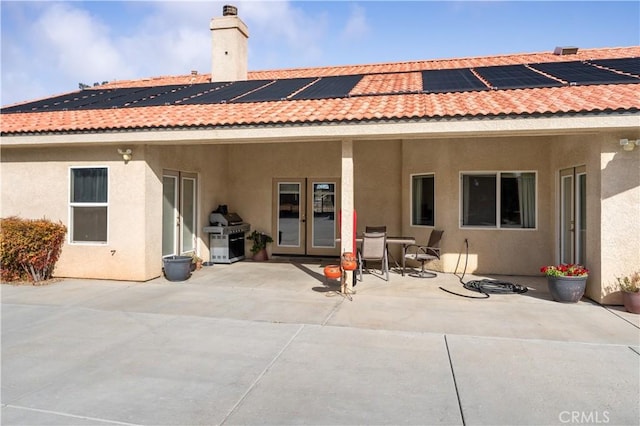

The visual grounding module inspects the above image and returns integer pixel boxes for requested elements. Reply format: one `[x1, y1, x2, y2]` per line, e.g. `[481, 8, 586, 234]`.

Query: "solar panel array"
[3, 57, 639, 114]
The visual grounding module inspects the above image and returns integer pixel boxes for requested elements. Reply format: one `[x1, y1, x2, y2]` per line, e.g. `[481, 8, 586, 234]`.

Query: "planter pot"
[622, 291, 640, 314]
[252, 249, 268, 262]
[163, 256, 192, 282]
[547, 276, 587, 303]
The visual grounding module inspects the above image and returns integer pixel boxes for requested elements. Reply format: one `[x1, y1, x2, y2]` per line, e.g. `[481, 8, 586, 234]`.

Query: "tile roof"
[2, 46, 639, 135]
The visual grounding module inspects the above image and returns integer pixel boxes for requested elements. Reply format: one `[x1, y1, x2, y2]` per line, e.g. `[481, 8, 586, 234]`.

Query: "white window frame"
[459, 170, 537, 230]
[410, 173, 436, 228]
[69, 166, 109, 245]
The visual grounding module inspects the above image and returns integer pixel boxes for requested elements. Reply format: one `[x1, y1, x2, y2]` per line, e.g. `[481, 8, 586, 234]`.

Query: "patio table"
[338, 236, 416, 276]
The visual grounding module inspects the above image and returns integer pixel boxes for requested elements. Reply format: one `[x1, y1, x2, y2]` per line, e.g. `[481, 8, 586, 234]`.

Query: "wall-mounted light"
[619, 139, 639, 152]
[117, 148, 132, 162]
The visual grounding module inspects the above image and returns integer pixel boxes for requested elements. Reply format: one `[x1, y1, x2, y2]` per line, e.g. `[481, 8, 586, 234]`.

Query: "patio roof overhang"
[1, 112, 638, 148]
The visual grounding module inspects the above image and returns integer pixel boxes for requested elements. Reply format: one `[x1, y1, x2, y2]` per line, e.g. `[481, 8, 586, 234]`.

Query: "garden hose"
[440, 239, 528, 299]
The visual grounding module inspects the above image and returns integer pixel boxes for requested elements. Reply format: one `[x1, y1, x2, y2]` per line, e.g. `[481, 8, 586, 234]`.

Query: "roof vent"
[223, 5, 238, 16]
[554, 46, 579, 56]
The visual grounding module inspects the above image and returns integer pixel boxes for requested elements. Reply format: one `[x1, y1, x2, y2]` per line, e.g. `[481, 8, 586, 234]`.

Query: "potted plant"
[540, 263, 589, 303]
[190, 253, 204, 271]
[616, 271, 640, 314]
[247, 230, 273, 261]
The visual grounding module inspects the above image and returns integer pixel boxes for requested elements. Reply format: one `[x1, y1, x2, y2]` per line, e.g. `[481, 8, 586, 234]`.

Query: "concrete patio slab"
[2, 261, 639, 425]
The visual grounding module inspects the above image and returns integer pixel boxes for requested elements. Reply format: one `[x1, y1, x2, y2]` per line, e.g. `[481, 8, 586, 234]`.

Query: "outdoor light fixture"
[619, 139, 639, 152]
[117, 148, 132, 162]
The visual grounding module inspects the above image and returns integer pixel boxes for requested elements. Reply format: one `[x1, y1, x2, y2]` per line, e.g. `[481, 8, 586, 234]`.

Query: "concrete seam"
[2, 404, 142, 426]
[444, 334, 466, 426]
[321, 297, 346, 326]
[220, 323, 306, 424]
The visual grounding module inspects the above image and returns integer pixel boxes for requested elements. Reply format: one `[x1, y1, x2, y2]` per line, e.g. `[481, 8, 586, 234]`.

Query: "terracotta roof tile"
[2, 46, 639, 135]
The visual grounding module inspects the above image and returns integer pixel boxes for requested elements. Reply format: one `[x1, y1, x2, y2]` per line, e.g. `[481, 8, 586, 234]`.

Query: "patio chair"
[357, 231, 389, 281]
[404, 230, 444, 278]
[365, 225, 387, 233]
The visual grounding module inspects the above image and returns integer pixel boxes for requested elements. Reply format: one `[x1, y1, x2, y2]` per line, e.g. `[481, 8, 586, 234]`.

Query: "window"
[70, 167, 108, 243]
[411, 174, 435, 226]
[462, 172, 536, 229]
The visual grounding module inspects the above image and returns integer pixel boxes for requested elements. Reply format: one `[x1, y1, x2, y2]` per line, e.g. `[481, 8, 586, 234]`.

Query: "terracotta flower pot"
[252, 248, 268, 261]
[547, 276, 587, 303]
[622, 291, 640, 314]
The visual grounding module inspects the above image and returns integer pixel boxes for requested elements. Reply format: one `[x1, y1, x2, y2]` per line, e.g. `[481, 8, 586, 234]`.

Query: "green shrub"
[1, 217, 67, 283]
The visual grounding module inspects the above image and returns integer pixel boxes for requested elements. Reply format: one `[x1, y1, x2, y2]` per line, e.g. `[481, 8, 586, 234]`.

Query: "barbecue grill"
[203, 211, 250, 264]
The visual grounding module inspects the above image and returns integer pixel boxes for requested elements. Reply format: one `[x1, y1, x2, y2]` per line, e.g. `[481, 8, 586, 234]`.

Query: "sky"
[1, 0, 639, 107]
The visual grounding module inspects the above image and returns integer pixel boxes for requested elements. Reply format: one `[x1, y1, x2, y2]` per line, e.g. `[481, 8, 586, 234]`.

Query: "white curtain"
[518, 173, 536, 228]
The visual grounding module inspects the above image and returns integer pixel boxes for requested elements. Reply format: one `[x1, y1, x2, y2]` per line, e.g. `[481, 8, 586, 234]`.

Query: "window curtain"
[518, 173, 536, 228]
[412, 176, 423, 225]
[72, 168, 107, 203]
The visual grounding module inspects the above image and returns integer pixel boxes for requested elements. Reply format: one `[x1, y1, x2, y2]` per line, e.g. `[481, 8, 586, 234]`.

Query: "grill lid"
[210, 212, 243, 226]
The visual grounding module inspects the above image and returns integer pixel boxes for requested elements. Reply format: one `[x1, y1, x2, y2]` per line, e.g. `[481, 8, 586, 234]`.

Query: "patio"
[2, 260, 639, 425]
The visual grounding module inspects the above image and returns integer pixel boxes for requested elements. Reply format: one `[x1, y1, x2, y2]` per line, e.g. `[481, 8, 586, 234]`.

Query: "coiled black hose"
[439, 239, 528, 299]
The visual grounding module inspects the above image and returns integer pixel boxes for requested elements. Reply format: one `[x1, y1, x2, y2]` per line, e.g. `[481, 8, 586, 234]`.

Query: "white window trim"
[410, 172, 436, 228]
[68, 165, 109, 245]
[459, 170, 538, 231]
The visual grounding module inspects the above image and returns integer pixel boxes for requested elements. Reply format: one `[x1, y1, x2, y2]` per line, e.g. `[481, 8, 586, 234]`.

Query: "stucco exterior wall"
[148, 144, 229, 268]
[225, 141, 342, 254]
[598, 137, 640, 304]
[1, 146, 151, 281]
[402, 135, 555, 276]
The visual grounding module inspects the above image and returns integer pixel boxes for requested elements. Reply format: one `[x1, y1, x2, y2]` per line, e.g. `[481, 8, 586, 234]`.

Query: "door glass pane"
[181, 178, 196, 253]
[312, 182, 336, 248]
[162, 176, 177, 256]
[278, 182, 300, 247]
[412, 175, 434, 226]
[560, 174, 573, 264]
[577, 173, 587, 265]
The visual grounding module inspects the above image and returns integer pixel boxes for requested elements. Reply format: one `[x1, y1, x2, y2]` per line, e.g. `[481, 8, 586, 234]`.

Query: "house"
[1, 6, 639, 304]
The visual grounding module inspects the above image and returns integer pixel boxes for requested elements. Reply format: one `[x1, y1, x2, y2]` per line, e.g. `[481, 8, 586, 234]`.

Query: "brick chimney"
[210, 5, 249, 82]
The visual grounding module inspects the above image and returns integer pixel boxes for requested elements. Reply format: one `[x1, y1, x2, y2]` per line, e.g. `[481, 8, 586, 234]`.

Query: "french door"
[559, 166, 586, 265]
[162, 170, 198, 257]
[272, 178, 340, 256]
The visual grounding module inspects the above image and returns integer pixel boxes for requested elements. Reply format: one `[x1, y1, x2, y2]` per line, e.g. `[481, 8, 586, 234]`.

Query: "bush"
[1, 217, 67, 283]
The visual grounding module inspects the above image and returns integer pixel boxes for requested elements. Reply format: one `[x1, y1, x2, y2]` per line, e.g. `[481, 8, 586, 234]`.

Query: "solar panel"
[531, 61, 640, 85]
[422, 69, 488, 93]
[289, 75, 363, 100]
[232, 77, 316, 103]
[180, 80, 271, 104]
[1, 88, 131, 113]
[100, 85, 188, 107]
[589, 57, 640, 77]
[131, 84, 227, 107]
[475, 65, 564, 89]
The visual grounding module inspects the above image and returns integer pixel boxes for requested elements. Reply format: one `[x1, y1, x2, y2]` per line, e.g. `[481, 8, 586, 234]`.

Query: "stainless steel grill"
[203, 211, 250, 264]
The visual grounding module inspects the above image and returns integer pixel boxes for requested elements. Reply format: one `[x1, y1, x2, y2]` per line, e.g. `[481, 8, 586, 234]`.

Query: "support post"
[341, 139, 355, 294]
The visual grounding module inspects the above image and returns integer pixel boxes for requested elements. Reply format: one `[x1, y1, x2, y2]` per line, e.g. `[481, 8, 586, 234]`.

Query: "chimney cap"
[223, 5, 238, 16]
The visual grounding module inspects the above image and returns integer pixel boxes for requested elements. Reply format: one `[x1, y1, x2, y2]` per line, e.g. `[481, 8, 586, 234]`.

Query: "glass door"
[272, 178, 340, 256]
[162, 170, 198, 257]
[273, 179, 306, 255]
[307, 179, 339, 256]
[559, 166, 586, 265]
[162, 171, 179, 257]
